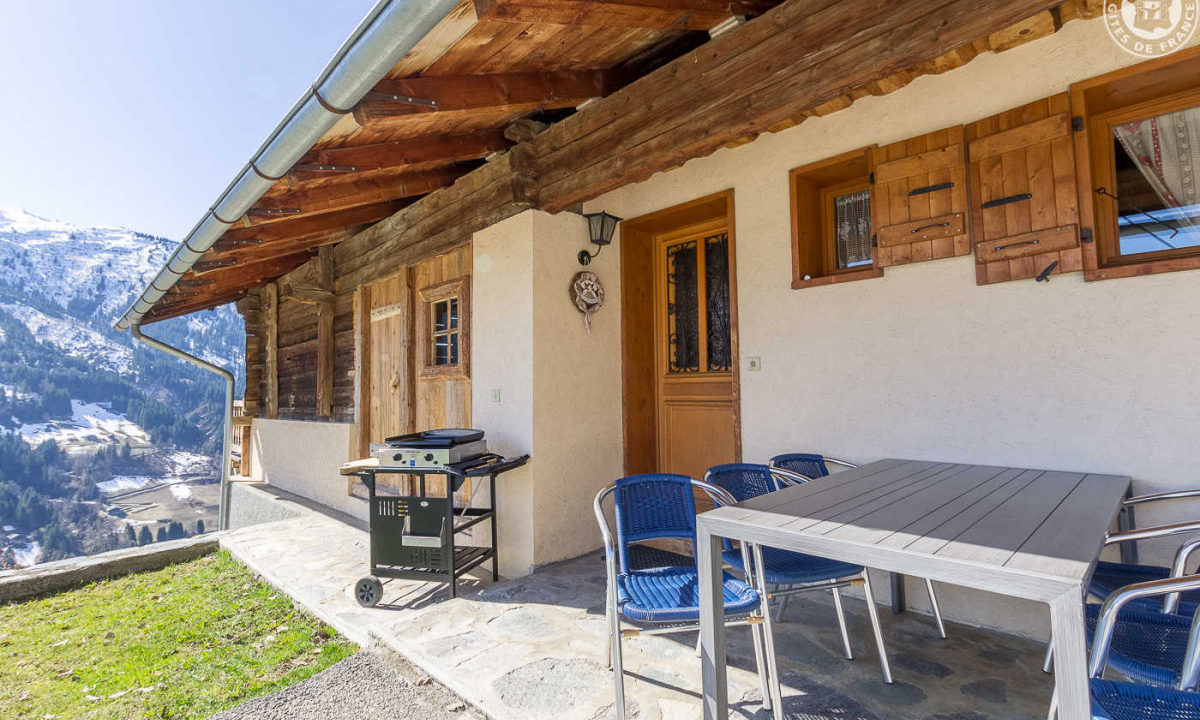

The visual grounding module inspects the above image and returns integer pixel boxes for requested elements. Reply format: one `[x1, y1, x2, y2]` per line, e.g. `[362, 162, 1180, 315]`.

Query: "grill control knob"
[424, 453, 435, 462]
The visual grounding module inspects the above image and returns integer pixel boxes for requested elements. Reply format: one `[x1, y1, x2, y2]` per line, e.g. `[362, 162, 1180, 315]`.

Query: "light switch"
[491, 389, 502, 403]
[748, 357, 762, 371]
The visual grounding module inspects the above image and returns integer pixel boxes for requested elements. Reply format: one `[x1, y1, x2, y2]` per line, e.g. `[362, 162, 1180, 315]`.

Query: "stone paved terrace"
[220, 492, 1055, 720]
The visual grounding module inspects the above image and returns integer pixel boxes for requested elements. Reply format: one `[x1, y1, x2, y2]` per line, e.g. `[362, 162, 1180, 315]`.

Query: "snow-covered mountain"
[0, 207, 244, 376]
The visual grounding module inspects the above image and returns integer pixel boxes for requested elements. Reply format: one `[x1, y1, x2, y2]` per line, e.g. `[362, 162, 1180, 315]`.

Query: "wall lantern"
[578, 211, 623, 266]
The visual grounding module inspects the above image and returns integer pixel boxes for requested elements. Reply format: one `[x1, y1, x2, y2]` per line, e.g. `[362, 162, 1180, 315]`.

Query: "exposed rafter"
[242, 166, 470, 227]
[214, 201, 409, 253]
[291, 130, 511, 182]
[352, 71, 628, 126]
[473, 0, 778, 29]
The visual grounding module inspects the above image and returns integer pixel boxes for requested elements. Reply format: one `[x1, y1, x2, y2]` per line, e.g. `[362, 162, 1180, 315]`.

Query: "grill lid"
[384, 428, 485, 448]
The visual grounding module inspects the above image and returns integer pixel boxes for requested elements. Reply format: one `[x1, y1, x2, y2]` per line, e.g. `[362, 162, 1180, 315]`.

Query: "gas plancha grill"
[340, 428, 528, 607]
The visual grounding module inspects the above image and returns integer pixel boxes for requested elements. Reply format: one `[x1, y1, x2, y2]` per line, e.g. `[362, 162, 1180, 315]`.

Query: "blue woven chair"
[593, 473, 783, 720]
[1090, 679, 1200, 720]
[1085, 602, 1193, 688]
[1088, 489, 1200, 616]
[768, 452, 855, 481]
[1045, 509, 1200, 675]
[1047, 575, 1200, 720]
[768, 453, 948, 640]
[705, 463, 894, 683]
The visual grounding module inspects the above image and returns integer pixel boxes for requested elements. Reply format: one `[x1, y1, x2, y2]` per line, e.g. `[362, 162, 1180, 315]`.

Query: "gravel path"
[206, 651, 480, 720]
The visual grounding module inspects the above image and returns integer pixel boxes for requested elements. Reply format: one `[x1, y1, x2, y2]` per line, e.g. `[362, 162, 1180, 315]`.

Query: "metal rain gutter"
[113, 0, 460, 332]
[131, 325, 236, 530]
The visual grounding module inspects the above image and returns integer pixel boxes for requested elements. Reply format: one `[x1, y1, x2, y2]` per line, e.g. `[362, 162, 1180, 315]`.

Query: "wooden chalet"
[124, 0, 1200, 645]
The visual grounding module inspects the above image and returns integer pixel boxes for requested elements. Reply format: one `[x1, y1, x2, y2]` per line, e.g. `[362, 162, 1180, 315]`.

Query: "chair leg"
[1046, 685, 1058, 720]
[925, 578, 947, 639]
[609, 587, 626, 720]
[695, 633, 703, 658]
[1043, 635, 1055, 674]
[861, 570, 894, 684]
[752, 544, 785, 720]
[831, 585, 854, 660]
[605, 587, 614, 670]
[742, 546, 772, 712]
[776, 590, 791, 623]
[604, 568, 624, 720]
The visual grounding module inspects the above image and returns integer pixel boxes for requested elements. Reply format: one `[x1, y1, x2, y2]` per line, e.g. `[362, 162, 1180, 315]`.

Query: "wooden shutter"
[869, 126, 970, 267]
[965, 93, 1082, 284]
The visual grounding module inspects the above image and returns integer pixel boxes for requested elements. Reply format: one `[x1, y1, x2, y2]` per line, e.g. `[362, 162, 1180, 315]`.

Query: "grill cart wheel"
[355, 576, 383, 607]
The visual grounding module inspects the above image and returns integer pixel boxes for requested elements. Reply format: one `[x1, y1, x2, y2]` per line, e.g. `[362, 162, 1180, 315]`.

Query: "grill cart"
[340, 428, 528, 607]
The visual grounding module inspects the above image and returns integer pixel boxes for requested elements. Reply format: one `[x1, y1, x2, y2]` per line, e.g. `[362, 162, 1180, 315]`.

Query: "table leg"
[890, 573, 906, 614]
[1048, 591, 1089, 720]
[698, 523, 728, 720]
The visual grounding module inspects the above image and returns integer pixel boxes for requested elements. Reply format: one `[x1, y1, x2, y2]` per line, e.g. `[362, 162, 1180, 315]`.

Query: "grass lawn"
[0, 550, 357, 719]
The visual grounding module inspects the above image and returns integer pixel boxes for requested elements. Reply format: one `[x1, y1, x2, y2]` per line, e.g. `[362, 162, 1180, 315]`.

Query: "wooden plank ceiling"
[148, 0, 735, 321]
[146, 0, 1103, 322]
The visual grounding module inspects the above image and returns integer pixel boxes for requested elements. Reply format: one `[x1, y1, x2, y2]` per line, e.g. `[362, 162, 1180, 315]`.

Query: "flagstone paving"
[220, 500, 1054, 720]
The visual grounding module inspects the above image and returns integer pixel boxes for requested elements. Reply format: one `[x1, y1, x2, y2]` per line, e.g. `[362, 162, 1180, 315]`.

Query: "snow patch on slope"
[0, 303, 133, 372]
[6, 400, 150, 453]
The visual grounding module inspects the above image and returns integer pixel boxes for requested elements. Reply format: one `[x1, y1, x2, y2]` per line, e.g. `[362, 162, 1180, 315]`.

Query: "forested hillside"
[0, 208, 243, 567]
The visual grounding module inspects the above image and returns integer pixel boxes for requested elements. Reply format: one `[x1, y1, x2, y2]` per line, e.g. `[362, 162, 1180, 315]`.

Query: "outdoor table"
[697, 458, 1130, 720]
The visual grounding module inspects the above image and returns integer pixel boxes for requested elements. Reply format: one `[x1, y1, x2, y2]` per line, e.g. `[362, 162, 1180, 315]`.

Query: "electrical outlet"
[491, 389, 501, 403]
[748, 356, 762, 371]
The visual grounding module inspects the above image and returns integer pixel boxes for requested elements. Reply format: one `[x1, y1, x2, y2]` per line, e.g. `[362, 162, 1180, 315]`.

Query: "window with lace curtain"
[788, 146, 881, 289]
[1073, 47, 1200, 280]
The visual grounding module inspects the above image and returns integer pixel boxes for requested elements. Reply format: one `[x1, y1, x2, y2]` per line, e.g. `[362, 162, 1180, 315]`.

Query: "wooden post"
[262, 283, 279, 419]
[316, 247, 335, 418]
[353, 284, 372, 461]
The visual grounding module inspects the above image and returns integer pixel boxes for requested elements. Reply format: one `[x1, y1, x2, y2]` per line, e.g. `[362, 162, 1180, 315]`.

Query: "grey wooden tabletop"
[700, 458, 1130, 602]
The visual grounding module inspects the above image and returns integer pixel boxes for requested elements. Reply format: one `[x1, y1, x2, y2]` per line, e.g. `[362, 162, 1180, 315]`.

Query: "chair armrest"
[693, 479, 738, 509]
[1090, 574, 1200, 686]
[1163, 536, 1200, 614]
[1104, 520, 1200, 547]
[825, 457, 858, 469]
[769, 467, 814, 487]
[592, 484, 619, 570]
[1124, 489, 1200, 507]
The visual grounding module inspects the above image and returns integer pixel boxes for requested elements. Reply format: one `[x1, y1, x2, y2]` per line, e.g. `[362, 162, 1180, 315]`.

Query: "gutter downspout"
[132, 325, 235, 531]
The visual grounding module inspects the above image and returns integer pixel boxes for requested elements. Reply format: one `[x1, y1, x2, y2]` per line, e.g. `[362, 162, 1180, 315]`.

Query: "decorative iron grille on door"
[665, 231, 731, 374]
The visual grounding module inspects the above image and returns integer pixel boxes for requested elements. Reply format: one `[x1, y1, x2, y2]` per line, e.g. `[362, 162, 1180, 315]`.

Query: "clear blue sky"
[0, 0, 377, 239]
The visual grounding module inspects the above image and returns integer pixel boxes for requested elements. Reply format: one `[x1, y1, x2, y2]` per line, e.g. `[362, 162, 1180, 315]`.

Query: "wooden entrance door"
[653, 219, 738, 483]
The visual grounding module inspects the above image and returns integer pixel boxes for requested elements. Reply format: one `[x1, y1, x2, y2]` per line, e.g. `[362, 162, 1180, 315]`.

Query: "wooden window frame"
[788, 146, 883, 289]
[418, 276, 470, 380]
[1073, 46, 1200, 281]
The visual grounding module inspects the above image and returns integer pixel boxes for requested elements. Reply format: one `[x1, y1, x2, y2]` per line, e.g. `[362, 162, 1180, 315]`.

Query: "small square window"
[789, 146, 882, 289]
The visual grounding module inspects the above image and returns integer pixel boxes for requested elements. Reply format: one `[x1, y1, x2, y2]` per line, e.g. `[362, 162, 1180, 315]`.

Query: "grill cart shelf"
[341, 452, 528, 607]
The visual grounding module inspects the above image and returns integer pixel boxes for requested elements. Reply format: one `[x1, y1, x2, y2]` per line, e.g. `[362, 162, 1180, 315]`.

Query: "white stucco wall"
[581, 17, 1200, 638]
[250, 419, 366, 522]
[472, 209, 624, 576]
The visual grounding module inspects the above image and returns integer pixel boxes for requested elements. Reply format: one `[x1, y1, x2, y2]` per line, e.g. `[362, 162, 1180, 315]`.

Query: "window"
[789, 146, 882, 288]
[1073, 47, 1200, 280]
[430, 297, 459, 366]
[418, 276, 470, 379]
[1107, 105, 1200, 257]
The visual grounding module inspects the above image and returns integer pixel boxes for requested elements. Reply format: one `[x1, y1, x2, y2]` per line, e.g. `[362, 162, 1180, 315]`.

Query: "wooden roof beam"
[473, 0, 778, 29]
[205, 227, 361, 266]
[353, 70, 628, 126]
[215, 201, 409, 252]
[290, 130, 512, 182]
[241, 166, 468, 227]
